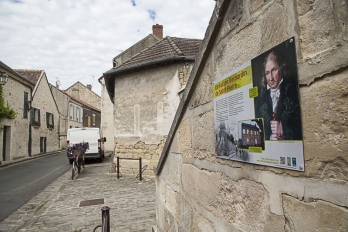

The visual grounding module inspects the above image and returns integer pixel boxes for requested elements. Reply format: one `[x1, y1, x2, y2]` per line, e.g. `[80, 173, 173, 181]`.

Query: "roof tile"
[113, 36, 202, 70]
[14, 69, 43, 85]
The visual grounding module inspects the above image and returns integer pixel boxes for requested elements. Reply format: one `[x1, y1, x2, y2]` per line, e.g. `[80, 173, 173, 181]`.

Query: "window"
[31, 107, 40, 127]
[46, 112, 54, 129]
[23, 92, 28, 118]
[76, 107, 81, 122]
[69, 104, 74, 120]
[92, 114, 95, 126]
[243, 129, 245, 134]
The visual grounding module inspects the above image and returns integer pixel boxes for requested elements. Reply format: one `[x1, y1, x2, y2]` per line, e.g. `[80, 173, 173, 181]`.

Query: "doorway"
[2, 126, 11, 161]
[40, 137, 46, 153]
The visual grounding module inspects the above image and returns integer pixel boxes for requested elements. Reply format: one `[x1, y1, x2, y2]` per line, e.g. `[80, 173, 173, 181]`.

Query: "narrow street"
[0, 153, 156, 231]
[0, 153, 70, 222]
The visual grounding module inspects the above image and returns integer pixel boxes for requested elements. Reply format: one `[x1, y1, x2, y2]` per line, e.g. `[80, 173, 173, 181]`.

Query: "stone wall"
[156, 0, 348, 231]
[100, 78, 114, 152]
[50, 86, 69, 149]
[31, 73, 59, 155]
[0, 71, 32, 161]
[65, 82, 101, 110]
[114, 63, 194, 174]
[101, 34, 159, 152]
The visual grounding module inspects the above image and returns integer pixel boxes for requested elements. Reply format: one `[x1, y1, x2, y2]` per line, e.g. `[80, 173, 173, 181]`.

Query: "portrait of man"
[252, 38, 303, 141]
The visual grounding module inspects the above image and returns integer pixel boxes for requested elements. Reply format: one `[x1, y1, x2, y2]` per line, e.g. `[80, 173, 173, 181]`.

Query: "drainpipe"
[58, 115, 60, 149]
[28, 90, 32, 157]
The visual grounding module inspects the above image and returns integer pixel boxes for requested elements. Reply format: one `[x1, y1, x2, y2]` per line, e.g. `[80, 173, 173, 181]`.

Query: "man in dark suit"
[256, 49, 302, 140]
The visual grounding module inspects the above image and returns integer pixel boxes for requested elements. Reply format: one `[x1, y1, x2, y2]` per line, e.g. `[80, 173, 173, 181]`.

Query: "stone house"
[154, 0, 348, 231]
[99, 25, 161, 152]
[103, 27, 202, 175]
[65, 81, 101, 111]
[0, 61, 34, 162]
[49, 83, 69, 149]
[64, 91, 101, 129]
[15, 69, 59, 156]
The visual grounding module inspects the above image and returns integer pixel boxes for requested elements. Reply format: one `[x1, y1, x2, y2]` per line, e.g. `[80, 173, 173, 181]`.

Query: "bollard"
[139, 157, 142, 181]
[117, 156, 120, 179]
[93, 206, 110, 232]
[101, 206, 110, 232]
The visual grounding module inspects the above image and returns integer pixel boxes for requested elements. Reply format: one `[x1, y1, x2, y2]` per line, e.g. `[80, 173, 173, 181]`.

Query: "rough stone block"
[259, 3, 289, 52]
[299, 70, 348, 180]
[215, 174, 269, 231]
[297, 0, 336, 58]
[182, 164, 220, 207]
[165, 184, 182, 222]
[282, 195, 348, 231]
[214, 22, 262, 79]
[190, 59, 213, 109]
[192, 110, 215, 154]
[161, 152, 181, 186]
[263, 213, 285, 232]
[250, 0, 266, 12]
[192, 212, 215, 232]
[178, 119, 192, 155]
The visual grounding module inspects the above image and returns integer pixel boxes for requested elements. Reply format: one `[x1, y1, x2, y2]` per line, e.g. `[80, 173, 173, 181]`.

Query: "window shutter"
[23, 92, 28, 118]
[31, 108, 34, 124]
[46, 112, 49, 128]
[38, 109, 41, 124]
[52, 114, 54, 127]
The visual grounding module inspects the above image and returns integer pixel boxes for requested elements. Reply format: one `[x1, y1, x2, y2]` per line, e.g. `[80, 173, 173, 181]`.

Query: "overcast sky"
[0, 0, 216, 96]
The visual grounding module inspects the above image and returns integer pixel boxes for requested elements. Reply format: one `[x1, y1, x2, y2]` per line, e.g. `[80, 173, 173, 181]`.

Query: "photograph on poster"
[213, 37, 304, 171]
[238, 118, 264, 150]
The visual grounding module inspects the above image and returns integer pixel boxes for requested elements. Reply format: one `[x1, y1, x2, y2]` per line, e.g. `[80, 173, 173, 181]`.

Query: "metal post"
[101, 206, 110, 232]
[139, 158, 142, 181]
[117, 156, 119, 179]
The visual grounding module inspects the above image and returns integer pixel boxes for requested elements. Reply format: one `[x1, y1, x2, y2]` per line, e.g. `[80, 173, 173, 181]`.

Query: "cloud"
[148, 9, 156, 20]
[0, 0, 215, 96]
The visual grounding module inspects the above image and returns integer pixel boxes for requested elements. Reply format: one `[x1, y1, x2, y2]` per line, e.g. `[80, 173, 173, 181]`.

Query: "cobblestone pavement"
[0, 155, 156, 232]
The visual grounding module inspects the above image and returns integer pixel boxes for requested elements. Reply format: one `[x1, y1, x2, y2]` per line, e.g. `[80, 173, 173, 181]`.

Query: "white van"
[66, 128, 106, 164]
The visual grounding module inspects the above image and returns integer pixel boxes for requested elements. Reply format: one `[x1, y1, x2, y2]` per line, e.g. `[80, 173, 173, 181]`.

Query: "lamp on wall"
[0, 71, 8, 85]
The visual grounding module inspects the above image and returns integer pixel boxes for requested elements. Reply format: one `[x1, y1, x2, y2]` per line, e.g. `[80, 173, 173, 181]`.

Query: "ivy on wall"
[0, 85, 17, 132]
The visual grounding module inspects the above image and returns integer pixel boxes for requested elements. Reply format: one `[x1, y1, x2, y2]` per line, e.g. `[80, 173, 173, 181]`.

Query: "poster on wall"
[213, 37, 304, 171]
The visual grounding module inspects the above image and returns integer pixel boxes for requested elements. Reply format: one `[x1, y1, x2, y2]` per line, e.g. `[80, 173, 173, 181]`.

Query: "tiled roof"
[0, 61, 34, 87]
[111, 36, 202, 71]
[14, 69, 43, 85]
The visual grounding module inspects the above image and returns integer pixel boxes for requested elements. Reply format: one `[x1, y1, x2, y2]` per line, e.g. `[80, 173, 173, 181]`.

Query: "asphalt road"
[0, 153, 71, 222]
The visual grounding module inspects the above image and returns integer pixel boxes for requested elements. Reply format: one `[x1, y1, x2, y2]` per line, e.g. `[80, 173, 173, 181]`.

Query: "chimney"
[152, 24, 163, 39]
[56, 81, 60, 89]
[87, 84, 92, 91]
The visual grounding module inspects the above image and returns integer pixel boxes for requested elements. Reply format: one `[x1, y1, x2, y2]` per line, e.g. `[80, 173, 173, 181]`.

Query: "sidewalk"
[0, 154, 156, 232]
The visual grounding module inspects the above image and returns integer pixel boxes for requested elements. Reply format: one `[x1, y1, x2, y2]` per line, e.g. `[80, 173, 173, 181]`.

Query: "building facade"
[65, 82, 101, 111]
[16, 69, 59, 156]
[99, 30, 161, 152]
[0, 62, 33, 162]
[104, 34, 201, 176]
